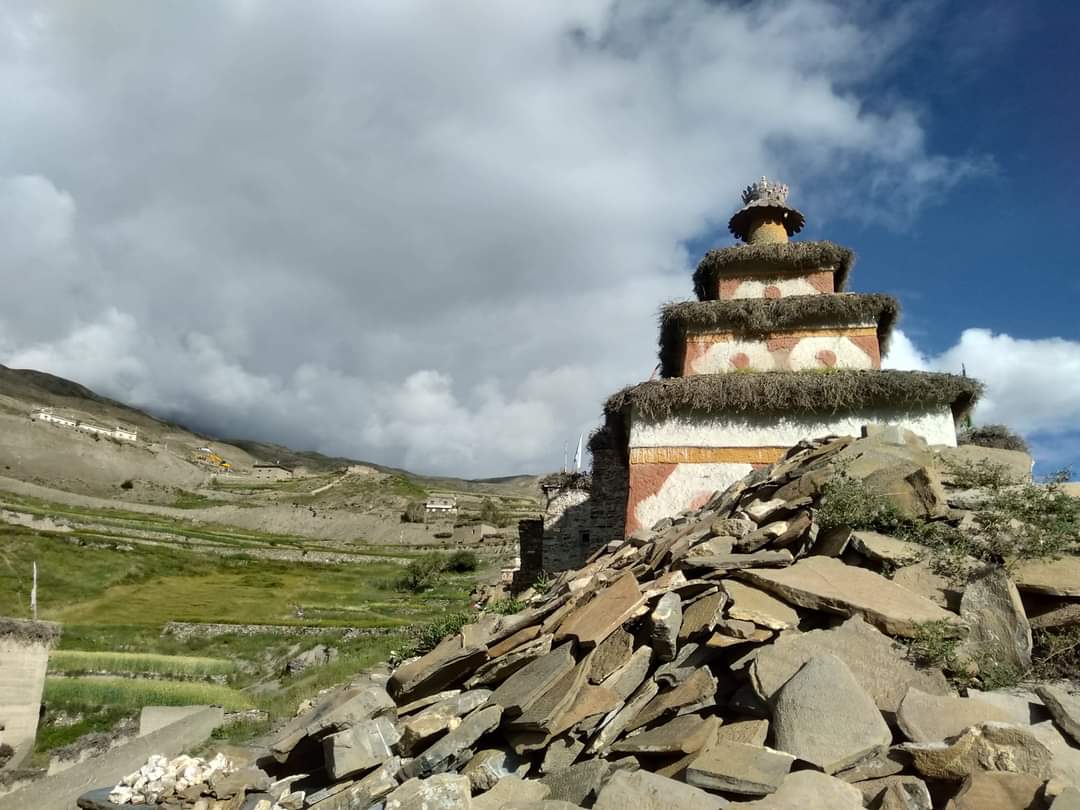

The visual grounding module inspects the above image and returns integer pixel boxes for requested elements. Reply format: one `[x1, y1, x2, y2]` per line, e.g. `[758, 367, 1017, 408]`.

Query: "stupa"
[595, 177, 982, 534]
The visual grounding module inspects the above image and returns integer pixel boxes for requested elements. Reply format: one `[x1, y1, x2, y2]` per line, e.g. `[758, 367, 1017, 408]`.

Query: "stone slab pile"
[78, 432, 1080, 809]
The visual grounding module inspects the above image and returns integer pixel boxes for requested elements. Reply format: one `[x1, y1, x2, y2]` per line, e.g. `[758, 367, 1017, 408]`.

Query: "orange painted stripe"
[685, 326, 878, 343]
[629, 446, 788, 465]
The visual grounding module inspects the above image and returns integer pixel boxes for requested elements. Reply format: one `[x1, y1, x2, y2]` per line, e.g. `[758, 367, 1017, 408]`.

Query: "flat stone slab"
[743, 771, 864, 809]
[487, 641, 575, 718]
[539, 759, 610, 806]
[1036, 684, 1080, 745]
[611, 714, 716, 755]
[683, 551, 793, 571]
[902, 722, 1053, 782]
[1012, 557, 1080, 597]
[750, 616, 950, 716]
[648, 591, 681, 662]
[384, 774, 472, 810]
[556, 572, 645, 648]
[626, 666, 716, 732]
[678, 591, 726, 640]
[723, 580, 799, 630]
[897, 688, 1012, 743]
[685, 740, 794, 795]
[945, 771, 1045, 810]
[959, 566, 1032, 673]
[467, 634, 553, 688]
[715, 718, 769, 747]
[850, 530, 925, 564]
[772, 654, 892, 773]
[588, 628, 634, 684]
[742, 555, 962, 637]
[593, 769, 728, 810]
[388, 634, 487, 703]
[472, 776, 550, 810]
[405, 705, 502, 778]
[323, 716, 401, 779]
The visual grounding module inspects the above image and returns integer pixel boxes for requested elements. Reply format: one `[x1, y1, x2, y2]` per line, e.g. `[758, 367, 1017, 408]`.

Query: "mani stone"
[467, 635, 553, 688]
[1012, 556, 1080, 597]
[854, 775, 932, 810]
[723, 581, 799, 630]
[541, 736, 585, 774]
[903, 722, 1054, 782]
[1036, 684, 1080, 745]
[611, 714, 717, 755]
[945, 771, 1045, 810]
[463, 748, 531, 791]
[738, 770, 865, 810]
[272, 684, 397, 760]
[685, 740, 795, 795]
[322, 716, 401, 780]
[716, 718, 769, 747]
[600, 645, 652, 700]
[959, 566, 1033, 673]
[384, 774, 473, 810]
[1030, 720, 1080, 790]
[556, 572, 645, 647]
[588, 627, 634, 683]
[678, 591, 726, 640]
[388, 634, 488, 703]
[399, 690, 491, 754]
[487, 642, 575, 719]
[472, 776, 550, 810]
[897, 688, 1013, 743]
[593, 769, 727, 810]
[539, 759, 610, 805]
[586, 679, 658, 755]
[626, 667, 717, 731]
[404, 705, 502, 779]
[771, 654, 892, 774]
[511, 657, 591, 733]
[742, 555, 962, 637]
[648, 592, 681, 662]
[750, 616, 950, 717]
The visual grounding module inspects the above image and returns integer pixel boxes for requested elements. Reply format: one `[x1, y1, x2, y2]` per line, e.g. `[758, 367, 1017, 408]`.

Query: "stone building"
[252, 462, 294, 481]
[515, 178, 983, 582]
[0, 618, 60, 769]
[604, 178, 981, 533]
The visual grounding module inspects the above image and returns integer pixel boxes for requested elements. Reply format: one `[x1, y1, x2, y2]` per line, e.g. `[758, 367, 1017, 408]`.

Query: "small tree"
[402, 500, 427, 524]
[479, 497, 507, 527]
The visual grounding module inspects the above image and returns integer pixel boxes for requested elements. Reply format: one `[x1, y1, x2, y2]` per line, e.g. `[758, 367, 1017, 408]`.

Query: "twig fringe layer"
[604, 369, 982, 423]
[692, 241, 855, 300]
[658, 293, 899, 377]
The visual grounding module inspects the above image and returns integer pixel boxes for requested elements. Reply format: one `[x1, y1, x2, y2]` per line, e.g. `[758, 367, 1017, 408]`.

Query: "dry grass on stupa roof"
[604, 369, 982, 425]
[692, 240, 855, 300]
[657, 293, 899, 377]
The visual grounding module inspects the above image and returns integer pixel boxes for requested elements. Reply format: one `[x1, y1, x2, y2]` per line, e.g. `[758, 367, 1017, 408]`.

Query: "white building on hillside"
[30, 409, 137, 442]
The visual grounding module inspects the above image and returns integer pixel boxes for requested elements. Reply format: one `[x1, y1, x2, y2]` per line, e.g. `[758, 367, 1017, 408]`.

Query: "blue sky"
[1, 1, 1077, 477]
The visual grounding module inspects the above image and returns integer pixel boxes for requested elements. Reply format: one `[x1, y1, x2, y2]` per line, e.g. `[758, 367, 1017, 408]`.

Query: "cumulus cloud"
[1, 1, 988, 476]
[885, 329, 1080, 474]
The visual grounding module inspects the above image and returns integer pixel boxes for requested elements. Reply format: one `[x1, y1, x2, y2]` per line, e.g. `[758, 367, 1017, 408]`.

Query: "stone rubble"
[79, 433, 1080, 809]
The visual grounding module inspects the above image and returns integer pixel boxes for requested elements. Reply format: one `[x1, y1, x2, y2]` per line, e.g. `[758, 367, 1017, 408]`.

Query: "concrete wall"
[0, 706, 223, 810]
[0, 622, 58, 769]
[683, 327, 879, 375]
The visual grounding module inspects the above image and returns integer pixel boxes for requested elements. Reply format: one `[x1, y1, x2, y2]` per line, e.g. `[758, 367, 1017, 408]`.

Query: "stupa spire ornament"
[728, 175, 806, 245]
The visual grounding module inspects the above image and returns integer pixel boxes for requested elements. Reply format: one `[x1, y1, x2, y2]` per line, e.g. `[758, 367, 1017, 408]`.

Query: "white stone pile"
[108, 753, 235, 805]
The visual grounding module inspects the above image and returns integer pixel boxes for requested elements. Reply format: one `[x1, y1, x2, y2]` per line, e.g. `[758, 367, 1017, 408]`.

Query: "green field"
[1, 509, 484, 759]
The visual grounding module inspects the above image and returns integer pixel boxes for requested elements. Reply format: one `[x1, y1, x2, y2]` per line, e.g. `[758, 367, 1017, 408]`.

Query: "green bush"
[395, 553, 447, 592]
[120, 479, 134, 490]
[444, 550, 479, 573]
[816, 473, 912, 534]
[486, 598, 525, 616]
[401, 501, 427, 524]
[958, 424, 1029, 453]
[407, 612, 472, 656]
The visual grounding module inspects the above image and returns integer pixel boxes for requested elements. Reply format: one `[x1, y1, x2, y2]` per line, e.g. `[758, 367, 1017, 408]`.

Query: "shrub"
[958, 424, 1029, 453]
[478, 498, 507, 527]
[1032, 625, 1080, 681]
[395, 553, 447, 592]
[444, 550, 479, 573]
[816, 472, 913, 535]
[120, 479, 134, 490]
[485, 598, 525, 616]
[407, 612, 472, 656]
[401, 501, 427, 524]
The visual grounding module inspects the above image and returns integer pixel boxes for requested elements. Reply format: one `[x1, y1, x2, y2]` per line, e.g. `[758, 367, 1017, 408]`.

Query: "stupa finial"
[729, 176, 805, 245]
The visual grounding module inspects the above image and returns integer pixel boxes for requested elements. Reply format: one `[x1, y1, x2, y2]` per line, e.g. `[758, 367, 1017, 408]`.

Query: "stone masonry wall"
[541, 487, 592, 573]
[589, 446, 628, 544]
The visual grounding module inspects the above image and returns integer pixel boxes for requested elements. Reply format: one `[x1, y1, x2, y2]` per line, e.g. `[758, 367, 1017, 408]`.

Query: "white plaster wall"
[0, 637, 50, 767]
[630, 405, 958, 449]
[727, 277, 820, 299]
[633, 462, 751, 532]
[690, 332, 875, 374]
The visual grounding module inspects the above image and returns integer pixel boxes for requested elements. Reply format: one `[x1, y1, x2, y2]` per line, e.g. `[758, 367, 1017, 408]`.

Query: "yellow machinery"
[191, 447, 231, 470]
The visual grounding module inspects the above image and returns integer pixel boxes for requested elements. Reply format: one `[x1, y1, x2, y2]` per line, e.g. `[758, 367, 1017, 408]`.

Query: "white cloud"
[0, 1, 990, 476]
[885, 328, 1080, 473]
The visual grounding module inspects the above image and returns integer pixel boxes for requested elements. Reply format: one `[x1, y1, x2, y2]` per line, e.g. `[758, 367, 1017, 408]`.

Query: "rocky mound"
[78, 430, 1080, 809]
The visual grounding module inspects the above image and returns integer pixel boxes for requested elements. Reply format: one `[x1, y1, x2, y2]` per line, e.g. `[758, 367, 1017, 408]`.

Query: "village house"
[251, 462, 294, 481]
